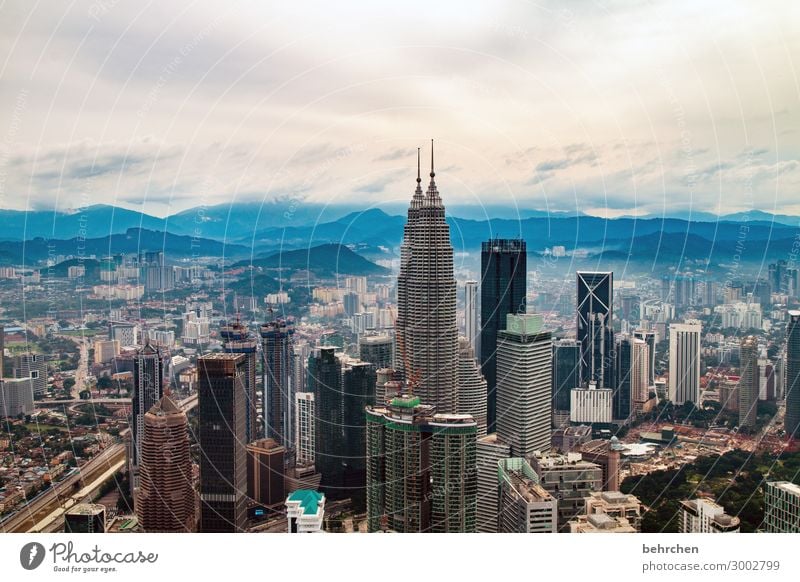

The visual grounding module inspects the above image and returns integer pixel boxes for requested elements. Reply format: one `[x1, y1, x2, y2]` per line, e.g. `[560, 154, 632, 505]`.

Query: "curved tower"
[395, 142, 458, 413]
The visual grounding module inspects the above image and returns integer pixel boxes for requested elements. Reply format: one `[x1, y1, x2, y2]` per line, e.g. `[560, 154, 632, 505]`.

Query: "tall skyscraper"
[308, 347, 344, 495]
[763, 481, 800, 533]
[633, 329, 656, 386]
[480, 238, 527, 432]
[476, 433, 511, 533]
[137, 394, 195, 532]
[457, 337, 488, 436]
[366, 394, 477, 533]
[12, 353, 47, 398]
[464, 280, 480, 354]
[786, 311, 800, 438]
[341, 360, 376, 509]
[553, 339, 580, 420]
[295, 392, 316, 465]
[576, 271, 614, 389]
[358, 334, 394, 370]
[738, 335, 759, 429]
[614, 335, 648, 421]
[198, 353, 248, 533]
[261, 317, 294, 447]
[130, 341, 164, 492]
[394, 144, 458, 413]
[496, 313, 552, 457]
[668, 321, 702, 405]
[246, 438, 285, 507]
[221, 318, 258, 443]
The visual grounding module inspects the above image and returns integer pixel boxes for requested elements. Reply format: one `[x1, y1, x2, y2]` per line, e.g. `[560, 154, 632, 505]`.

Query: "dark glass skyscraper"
[221, 318, 258, 443]
[480, 238, 527, 432]
[309, 347, 344, 495]
[198, 353, 248, 533]
[341, 361, 376, 510]
[576, 271, 614, 389]
[131, 341, 164, 493]
[553, 339, 580, 416]
[261, 317, 294, 447]
[785, 311, 800, 437]
[613, 335, 634, 422]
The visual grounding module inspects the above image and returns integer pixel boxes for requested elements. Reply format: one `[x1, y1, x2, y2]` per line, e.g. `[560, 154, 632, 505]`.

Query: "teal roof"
[288, 489, 324, 514]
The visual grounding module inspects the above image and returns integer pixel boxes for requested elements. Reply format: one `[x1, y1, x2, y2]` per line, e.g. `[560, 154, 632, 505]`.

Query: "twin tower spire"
[413, 139, 441, 208]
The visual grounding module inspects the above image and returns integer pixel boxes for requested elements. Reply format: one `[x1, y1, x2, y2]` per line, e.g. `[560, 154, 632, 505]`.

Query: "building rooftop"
[287, 490, 324, 515]
[770, 481, 800, 496]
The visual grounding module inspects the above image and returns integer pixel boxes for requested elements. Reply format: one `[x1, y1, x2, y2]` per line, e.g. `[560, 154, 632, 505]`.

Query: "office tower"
[668, 321, 702, 405]
[786, 311, 800, 438]
[476, 433, 511, 533]
[769, 260, 789, 294]
[137, 395, 195, 532]
[0, 324, 4, 377]
[758, 360, 775, 401]
[570, 383, 613, 424]
[295, 392, 316, 465]
[576, 271, 614, 389]
[131, 341, 164, 491]
[738, 335, 759, 429]
[221, 318, 258, 443]
[498, 457, 557, 533]
[12, 353, 47, 398]
[341, 360, 376, 509]
[261, 317, 294, 446]
[614, 335, 648, 421]
[464, 280, 480, 354]
[679, 499, 740, 533]
[763, 481, 800, 533]
[718, 379, 740, 414]
[198, 353, 248, 533]
[394, 145, 458, 413]
[480, 238, 527, 432]
[529, 451, 603, 532]
[0, 378, 34, 417]
[343, 292, 360, 316]
[633, 329, 656, 386]
[580, 439, 621, 491]
[286, 490, 325, 533]
[553, 339, 580, 422]
[247, 438, 286, 507]
[93, 339, 120, 364]
[308, 347, 344, 494]
[457, 337, 488, 436]
[366, 394, 477, 533]
[64, 504, 106, 533]
[358, 334, 394, 370]
[110, 321, 138, 347]
[496, 314, 552, 456]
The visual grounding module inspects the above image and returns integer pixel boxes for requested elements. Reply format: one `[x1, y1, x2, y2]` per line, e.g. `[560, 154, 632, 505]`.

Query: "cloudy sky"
[0, 1, 798, 218]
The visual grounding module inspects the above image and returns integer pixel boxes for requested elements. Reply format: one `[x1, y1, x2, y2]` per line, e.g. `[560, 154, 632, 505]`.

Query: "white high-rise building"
[570, 383, 613, 424]
[464, 280, 479, 355]
[763, 481, 800, 533]
[498, 457, 557, 533]
[679, 498, 740, 533]
[669, 321, 702, 405]
[295, 392, 316, 465]
[496, 313, 552, 457]
[476, 434, 511, 533]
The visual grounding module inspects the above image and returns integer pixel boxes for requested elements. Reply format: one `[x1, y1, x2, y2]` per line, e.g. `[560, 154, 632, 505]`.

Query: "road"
[0, 444, 125, 533]
[72, 338, 89, 398]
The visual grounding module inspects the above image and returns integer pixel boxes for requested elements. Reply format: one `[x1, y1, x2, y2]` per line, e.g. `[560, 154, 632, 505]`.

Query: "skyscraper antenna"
[417, 147, 421, 185]
[430, 139, 435, 178]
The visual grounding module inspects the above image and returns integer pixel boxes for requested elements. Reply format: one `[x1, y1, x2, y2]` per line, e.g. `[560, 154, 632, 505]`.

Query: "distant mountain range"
[0, 228, 250, 266]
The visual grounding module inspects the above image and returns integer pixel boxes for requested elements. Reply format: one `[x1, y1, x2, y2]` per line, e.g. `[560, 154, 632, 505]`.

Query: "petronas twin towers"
[395, 141, 459, 414]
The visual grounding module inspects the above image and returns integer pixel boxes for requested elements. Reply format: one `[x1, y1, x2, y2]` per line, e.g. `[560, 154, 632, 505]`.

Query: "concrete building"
[295, 392, 316, 465]
[12, 353, 47, 398]
[583, 491, 642, 531]
[496, 313, 552, 457]
[763, 481, 800, 533]
[679, 499, 740, 533]
[198, 353, 248, 533]
[569, 513, 637, 533]
[261, 317, 294, 447]
[137, 395, 195, 532]
[286, 490, 325, 533]
[570, 383, 613, 425]
[580, 439, 621, 491]
[247, 438, 286, 508]
[0, 378, 34, 418]
[110, 322, 138, 348]
[366, 394, 477, 533]
[529, 451, 603, 532]
[358, 334, 393, 370]
[93, 340, 120, 364]
[457, 337, 488, 436]
[498, 457, 557, 533]
[64, 504, 106, 533]
[476, 433, 511, 533]
[669, 321, 702, 405]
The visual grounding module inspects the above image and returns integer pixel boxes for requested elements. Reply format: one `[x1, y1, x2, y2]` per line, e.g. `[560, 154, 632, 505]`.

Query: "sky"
[0, 0, 798, 218]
